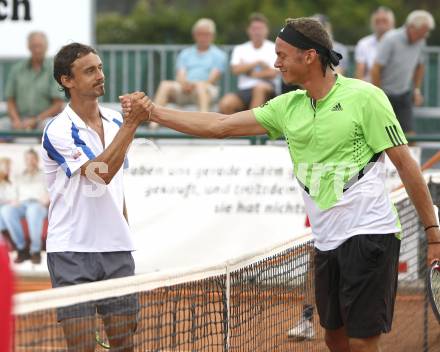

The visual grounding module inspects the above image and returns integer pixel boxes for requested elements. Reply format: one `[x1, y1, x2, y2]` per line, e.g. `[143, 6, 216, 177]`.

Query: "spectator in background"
[1, 149, 49, 264]
[312, 14, 348, 75]
[153, 18, 226, 121]
[1, 31, 64, 131]
[0, 158, 15, 242]
[219, 13, 279, 114]
[355, 7, 395, 82]
[371, 10, 435, 134]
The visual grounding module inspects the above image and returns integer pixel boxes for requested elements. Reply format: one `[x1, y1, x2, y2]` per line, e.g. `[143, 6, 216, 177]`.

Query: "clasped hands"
[119, 92, 155, 126]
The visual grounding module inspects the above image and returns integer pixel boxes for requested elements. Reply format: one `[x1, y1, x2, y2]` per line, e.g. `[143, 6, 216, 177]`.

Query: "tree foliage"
[97, 0, 440, 45]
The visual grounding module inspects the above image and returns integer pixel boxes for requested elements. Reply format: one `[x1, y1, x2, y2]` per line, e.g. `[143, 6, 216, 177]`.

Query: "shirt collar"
[307, 74, 341, 102]
[65, 104, 110, 129]
[98, 106, 111, 122]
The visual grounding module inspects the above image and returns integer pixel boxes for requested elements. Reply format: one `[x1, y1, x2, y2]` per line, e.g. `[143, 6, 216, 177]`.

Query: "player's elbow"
[83, 169, 113, 185]
[209, 125, 228, 139]
[82, 161, 114, 185]
[209, 116, 232, 139]
[90, 172, 113, 185]
[101, 175, 113, 185]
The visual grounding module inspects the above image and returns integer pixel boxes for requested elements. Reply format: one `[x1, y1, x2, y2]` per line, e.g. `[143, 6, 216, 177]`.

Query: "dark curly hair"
[53, 43, 97, 99]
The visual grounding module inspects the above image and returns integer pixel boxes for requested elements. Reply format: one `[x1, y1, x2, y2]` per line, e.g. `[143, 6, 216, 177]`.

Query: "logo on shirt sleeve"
[385, 125, 405, 146]
[71, 148, 82, 160]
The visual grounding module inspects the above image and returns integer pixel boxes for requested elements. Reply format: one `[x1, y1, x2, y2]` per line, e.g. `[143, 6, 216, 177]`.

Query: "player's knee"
[324, 334, 339, 351]
[110, 339, 134, 352]
[349, 336, 380, 352]
[65, 335, 96, 352]
[108, 332, 135, 352]
[325, 329, 350, 352]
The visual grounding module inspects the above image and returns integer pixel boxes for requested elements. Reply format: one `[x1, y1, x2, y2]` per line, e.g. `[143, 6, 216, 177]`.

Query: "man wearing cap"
[121, 17, 440, 352]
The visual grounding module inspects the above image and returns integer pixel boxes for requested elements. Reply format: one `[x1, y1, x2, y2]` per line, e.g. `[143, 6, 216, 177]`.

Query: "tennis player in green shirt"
[121, 17, 440, 352]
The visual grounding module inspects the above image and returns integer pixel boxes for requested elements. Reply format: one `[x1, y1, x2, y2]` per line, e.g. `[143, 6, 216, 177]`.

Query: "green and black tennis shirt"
[253, 75, 406, 250]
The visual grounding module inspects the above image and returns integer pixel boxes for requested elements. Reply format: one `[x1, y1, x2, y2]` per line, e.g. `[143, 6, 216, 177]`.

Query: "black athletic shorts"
[47, 251, 139, 321]
[314, 234, 400, 338]
[387, 91, 413, 133]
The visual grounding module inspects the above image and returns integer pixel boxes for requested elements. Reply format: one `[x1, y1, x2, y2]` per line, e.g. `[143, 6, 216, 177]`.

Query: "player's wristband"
[425, 225, 439, 231]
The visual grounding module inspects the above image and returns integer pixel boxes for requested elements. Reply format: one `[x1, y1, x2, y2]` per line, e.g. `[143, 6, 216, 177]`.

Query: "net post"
[226, 263, 231, 351]
[171, 290, 178, 349]
[191, 300, 196, 347]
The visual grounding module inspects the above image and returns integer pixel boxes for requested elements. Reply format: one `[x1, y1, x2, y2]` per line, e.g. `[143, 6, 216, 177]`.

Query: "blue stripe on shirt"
[71, 123, 96, 160]
[43, 121, 72, 177]
[112, 118, 122, 127]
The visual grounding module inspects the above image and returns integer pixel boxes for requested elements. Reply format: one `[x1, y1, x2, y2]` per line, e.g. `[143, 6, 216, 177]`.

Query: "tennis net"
[14, 177, 440, 351]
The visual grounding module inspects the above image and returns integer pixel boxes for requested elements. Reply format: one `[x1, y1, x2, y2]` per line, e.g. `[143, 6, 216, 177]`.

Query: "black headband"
[277, 25, 342, 66]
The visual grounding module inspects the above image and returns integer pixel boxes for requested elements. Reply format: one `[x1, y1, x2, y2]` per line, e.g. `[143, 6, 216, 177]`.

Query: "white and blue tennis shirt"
[41, 104, 135, 253]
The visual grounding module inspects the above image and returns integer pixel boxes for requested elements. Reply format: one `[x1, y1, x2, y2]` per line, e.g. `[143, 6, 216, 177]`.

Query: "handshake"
[118, 92, 156, 127]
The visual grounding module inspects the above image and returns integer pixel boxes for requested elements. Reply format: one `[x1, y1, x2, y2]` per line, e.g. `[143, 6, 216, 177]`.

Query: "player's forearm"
[81, 122, 137, 184]
[151, 106, 226, 138]
[397, 159, 439, 241]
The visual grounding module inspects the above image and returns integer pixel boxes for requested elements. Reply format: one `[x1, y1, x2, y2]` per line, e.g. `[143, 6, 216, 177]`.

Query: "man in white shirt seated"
[0, 149, 48, 264]
[219, 13, 279, 114]
[355, 7, 395, 82]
